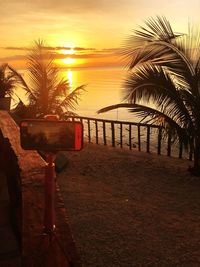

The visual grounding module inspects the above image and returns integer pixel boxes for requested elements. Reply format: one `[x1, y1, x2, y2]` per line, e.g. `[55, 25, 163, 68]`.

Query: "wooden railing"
[70, 116, 189, 160]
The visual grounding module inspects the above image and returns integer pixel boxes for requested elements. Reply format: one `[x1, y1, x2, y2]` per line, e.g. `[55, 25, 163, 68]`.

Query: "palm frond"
[8, 65, 37, 101]
[122, 16, 197, 95]
[123, 64, 194, 129]
[98, 102, 188, 146]
[98, 103, 136, 114]
[49, 78, 70, 104]
[55, 85, 86, 113]
[129, 103, 189, 145]
[0, 64, 18, 97]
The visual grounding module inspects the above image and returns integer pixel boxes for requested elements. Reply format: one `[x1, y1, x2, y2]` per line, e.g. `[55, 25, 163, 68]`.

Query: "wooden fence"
[70, 116, 190, 160]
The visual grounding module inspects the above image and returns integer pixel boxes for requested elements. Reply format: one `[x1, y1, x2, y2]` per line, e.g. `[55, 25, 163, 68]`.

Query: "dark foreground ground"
[0, 170, 21, 266]
[58, 143, 200, 267]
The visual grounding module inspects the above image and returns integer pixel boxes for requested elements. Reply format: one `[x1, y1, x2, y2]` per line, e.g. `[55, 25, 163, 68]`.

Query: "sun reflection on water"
[67, 69, 73, 92]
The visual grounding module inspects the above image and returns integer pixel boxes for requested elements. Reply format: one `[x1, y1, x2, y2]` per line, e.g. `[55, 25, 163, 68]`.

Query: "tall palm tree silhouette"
[98, 16, 200, 174]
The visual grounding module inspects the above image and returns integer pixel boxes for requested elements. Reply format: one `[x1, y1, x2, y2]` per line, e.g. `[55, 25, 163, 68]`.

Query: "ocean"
[13, 66, 185, 158]
[13, 67, 139, 122]
[61, 67, 140, 121]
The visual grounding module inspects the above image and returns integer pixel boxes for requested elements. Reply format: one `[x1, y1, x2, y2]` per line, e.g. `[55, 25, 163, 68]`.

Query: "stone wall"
[0, 111, 80, 267]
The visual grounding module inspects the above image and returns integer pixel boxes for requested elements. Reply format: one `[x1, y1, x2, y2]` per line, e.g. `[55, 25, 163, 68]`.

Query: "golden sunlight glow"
[67, 69, 73, 88]
[54, 44, 86, 67]
[58, 46, 76, 65]
[62, 57, 75, 65]
[62, 48, 75, 55]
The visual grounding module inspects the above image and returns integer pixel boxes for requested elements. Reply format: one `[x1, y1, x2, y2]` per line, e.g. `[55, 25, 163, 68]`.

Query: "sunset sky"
[0, 0, 200, 69]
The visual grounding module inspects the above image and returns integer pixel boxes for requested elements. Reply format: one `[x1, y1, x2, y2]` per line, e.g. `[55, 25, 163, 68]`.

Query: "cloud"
[55, 53, 103, 60]
[4, 46, 96, 52]
[52, 47, 96, 51]
[0, 55, 26, 62]
[0, 46, 121, 64]
[5, 47, 29, 51]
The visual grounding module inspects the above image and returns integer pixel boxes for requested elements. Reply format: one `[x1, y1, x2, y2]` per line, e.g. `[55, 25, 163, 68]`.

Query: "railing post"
[87, 119, 91, 143]
[103, 121, 107, 145]
[146, 126, 150, 153]
[157, 127, 162, 155]
[111, 122, 115, 147]
[129, 124, 132, 150]
[167, 130, 172, 157]
[95, 120, 98, 144]
[120, 123, 123, 148]
[138, 125, 141, 151]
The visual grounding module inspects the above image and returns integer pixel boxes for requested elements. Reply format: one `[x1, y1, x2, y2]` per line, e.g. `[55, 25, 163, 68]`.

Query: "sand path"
[58, 143, 200, 266]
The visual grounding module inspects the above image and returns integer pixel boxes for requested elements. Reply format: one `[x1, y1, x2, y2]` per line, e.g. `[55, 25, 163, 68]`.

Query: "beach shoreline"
[58, 143, 200, 266]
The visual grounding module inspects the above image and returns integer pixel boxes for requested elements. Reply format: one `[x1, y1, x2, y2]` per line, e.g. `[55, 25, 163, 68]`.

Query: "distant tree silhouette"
[98, 16, 200, 175]
[10, 40, 85, 119]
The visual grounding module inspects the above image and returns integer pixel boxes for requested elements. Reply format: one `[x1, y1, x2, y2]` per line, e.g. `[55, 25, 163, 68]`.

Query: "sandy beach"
[58, 143, 200, 266]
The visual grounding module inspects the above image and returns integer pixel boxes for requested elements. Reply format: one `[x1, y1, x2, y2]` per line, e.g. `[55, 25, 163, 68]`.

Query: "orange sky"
[0, 0, 199, 69]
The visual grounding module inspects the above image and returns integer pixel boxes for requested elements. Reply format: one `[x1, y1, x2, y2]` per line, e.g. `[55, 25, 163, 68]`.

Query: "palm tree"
[98, 16, 200, 175]
[0, 63, 17, 98]
[10, 40, 85, 119]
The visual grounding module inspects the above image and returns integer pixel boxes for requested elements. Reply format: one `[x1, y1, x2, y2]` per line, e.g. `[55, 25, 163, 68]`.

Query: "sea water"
[12, 67, 185, 158]
[59, 67, 139, 122]
[13, 66, 139, 122]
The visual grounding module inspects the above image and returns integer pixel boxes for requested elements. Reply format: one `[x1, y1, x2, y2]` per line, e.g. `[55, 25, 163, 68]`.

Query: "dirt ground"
[58, 143, 200, 267]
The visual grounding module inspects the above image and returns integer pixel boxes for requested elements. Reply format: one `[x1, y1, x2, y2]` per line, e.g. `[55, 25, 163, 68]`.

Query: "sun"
[61, 48, 75, 55]
[60, 48, 76, 65]
[62, 57, 75, 65]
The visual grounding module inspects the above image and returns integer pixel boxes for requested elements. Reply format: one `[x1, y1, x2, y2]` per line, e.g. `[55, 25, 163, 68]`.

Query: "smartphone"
[20, 119, 83, 151]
